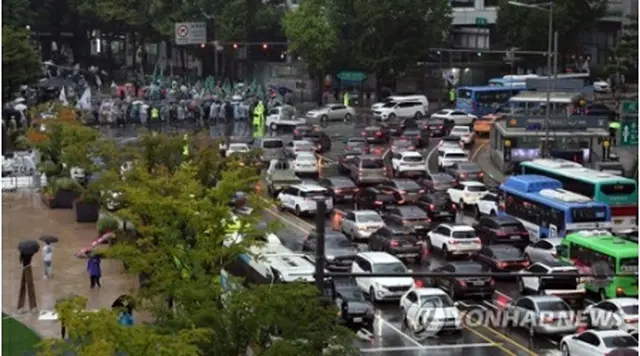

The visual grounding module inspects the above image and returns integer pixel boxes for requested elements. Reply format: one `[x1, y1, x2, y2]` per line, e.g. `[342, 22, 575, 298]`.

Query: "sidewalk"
[2, 192, 138, 339]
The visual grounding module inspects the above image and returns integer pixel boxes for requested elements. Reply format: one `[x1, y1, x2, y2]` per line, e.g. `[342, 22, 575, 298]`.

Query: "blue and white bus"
[499, 175, 612, 241]
[456, 86, 523, 116]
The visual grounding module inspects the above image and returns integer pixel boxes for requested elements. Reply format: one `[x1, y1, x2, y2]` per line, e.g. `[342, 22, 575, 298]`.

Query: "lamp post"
[508, 1, 555, 157]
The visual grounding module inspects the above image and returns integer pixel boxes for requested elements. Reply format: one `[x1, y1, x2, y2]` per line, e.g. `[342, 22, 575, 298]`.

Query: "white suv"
[373, 101, 426, 121]
[426, 223, 482, 259]
[351, 252, 415, 302]
[277, 183, 333, 216]
[517, 261, 585, 299]
[450, 126, 475, 148]
[391, 151, 427, 177]
[447, 181, 488, 208]
[437, 148, 468, 170]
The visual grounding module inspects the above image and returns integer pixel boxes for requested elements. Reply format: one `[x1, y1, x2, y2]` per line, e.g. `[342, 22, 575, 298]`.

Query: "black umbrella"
[18, 240, 40, 255]
[39, 235, 60, 244]
[112, 295, 135, 313]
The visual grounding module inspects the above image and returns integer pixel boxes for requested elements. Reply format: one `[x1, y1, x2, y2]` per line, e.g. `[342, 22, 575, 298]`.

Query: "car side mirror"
[453, 301, 460, 307]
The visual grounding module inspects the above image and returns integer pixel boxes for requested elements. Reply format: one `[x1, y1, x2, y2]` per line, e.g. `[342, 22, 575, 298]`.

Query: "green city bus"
[520, 159, 638, 232]
[559, 231, 638, 300]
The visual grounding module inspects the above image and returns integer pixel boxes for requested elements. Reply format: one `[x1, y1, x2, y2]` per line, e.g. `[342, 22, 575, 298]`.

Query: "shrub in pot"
[74, 189, 101, 223]
[97, 215, 120, 236]
[49, 177, 83, 209]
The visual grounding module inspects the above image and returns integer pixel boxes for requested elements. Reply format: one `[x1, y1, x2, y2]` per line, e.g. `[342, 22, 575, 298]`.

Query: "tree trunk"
[375, 74, 385, 101]
[316, 70, 324, 106]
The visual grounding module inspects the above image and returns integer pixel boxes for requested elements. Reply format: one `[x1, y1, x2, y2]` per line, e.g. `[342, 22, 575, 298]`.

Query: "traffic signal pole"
[314, 200, 327, 291]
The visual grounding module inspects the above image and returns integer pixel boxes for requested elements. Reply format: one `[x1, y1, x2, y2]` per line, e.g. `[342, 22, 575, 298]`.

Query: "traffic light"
[262, 43, 268, 50]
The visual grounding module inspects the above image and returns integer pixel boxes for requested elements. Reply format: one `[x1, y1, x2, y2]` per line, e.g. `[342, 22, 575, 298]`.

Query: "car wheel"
[295, 205, 302, 217]
[442, 245, 450, 259]
[270, 123, 278, 131]
[414, 112, 423, 119]
[490, 210, 496, 216]
[388, 113, 396, 120]
[518, 278, 527, 295]
[459, 199, 465, 211]
[344, 113, 352, 122]
[474, 205, 481, 219]
[448, 284, 457, 299]
[561, 343, 570, 356]
[425, 236, 432, 250]
[369, 287, 377, 303]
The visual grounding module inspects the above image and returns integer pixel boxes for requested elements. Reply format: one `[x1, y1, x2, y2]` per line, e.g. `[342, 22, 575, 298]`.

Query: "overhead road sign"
[174, 22, 207, 45]
[337, 71, 366, 82]
[620, 120, 638, 146]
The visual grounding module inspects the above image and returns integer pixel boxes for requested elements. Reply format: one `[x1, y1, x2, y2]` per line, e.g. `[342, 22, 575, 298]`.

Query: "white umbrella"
[132, 100, 144, 105]
[14, 97, 26, 103]
[14, 103, 27, 112]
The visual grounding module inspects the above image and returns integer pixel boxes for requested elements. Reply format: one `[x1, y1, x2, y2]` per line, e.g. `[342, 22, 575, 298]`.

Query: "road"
[257, 122, 575, 355]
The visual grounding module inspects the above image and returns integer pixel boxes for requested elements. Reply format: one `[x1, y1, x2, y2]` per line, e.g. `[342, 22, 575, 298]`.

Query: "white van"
[371, 95, 429, 113]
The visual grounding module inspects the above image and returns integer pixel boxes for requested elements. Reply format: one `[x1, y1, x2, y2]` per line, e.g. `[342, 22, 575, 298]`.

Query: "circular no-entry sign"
[177, 25, 189, 38]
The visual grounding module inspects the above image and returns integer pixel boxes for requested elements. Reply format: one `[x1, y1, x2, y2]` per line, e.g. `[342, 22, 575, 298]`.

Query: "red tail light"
[497, 262, 507, 269]
[345, 145, 351, 150]
[522, 261, 530, 266]
[374, 200, 383, 205]
[437, 125, 442, 129]
[499, 203, 505, 210]
[478, 172, 484, 177]
[334, 189, 343, 194]
[390, 240, 400, 247]
[409, 146, 415, 150]
[451, 204, 457, 210]
[375, 131, 382, 137]
[354, 188, 360, 192]
[294, 129, 300, 135]
[449, 240, 459, 245]
[360, 131, 367, 136]
[489, 278, 496, 286]
[418, 189, 425, 194]
[495, 231, 508, 236]
[457, 280, 467, 287]
[459, 173, 468, 179]
[429, 204, 436, 211]
[551, 252, 557, 258]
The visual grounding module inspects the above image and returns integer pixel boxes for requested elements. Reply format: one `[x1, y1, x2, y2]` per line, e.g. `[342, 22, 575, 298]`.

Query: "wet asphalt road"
[257, 121, 574, 356]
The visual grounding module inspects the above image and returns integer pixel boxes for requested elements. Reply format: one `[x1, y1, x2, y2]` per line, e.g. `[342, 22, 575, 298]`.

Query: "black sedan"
[344, 137, 370, 154]
[355, 187, 401, 212]
[415, 192, 457, 222]
[400, 129, 427, 148]
[338, 152, 362, 174]
[376, 179, 425, 204]
[302, 231, 358, 271]
[369, 224, 423, 262]
[381, 205, 432, 236]
[293, 124, 315, 140]
[417, 173, 457, 192]
[360, 126, 390, 144]
[328, 278, 375, 328]
[426, 118, 452, 137]
[445, 162, 484, 182]
[430, 262, 496, 300]
[473, 245, 529, 276]
[318, 177, 359, 203]
[384, 120, 403, 136]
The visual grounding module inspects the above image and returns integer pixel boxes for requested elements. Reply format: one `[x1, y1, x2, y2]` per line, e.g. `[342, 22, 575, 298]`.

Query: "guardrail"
[1, 174, 46, 192]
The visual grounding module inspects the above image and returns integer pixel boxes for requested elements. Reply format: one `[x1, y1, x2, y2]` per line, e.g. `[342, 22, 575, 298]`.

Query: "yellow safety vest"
[343, 93, 350, 106]
[151, 108, 159, 120]
[172, 255, 190, 280]
[449, 90, 456, 101]
[224, 216, 242, 235]
[182, 134, 189, 157]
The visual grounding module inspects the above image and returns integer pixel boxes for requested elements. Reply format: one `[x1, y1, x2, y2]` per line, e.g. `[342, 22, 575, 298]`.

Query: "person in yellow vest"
[449, 88, 456, 105]
[150, 107, 160, 131]
[343, 91, 350, 106]
[609, 120, 620, 147]
[182, 134, 189, 157]
[252, 101, 265, 138]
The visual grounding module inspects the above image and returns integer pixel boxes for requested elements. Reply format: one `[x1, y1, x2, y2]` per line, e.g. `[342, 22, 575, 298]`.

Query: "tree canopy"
[31, 117, 357, 355]
[2, 26, 42, 99]
[496, 0, 608, 59]
[605, 15, 638, 80]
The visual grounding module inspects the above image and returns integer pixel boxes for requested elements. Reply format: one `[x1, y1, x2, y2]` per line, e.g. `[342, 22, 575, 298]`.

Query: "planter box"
[74, 201, 100, 222]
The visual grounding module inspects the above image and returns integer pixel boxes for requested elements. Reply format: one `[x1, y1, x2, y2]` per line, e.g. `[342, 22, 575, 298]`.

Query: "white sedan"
[400, 288, 462, 335]
[292, 152, 318, 175]
[584, 298, 639, 332]
[225, 143, 250, 157]
[560, 329, 638, 356]
[430, 109, 477, 126]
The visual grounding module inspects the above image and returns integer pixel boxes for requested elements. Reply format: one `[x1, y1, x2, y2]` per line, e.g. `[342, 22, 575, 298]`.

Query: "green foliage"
[605, 15, 638, 78]
[55, 177, 83, 192]
[215, 0, 286, 42]
[2, 0, 33, 29]
[38, 296, 207, 356]
[97, 215, 121, 235]
[2, 26, 41, 99]
[497, 0, 608, 57]
[283, 0, 339, 73]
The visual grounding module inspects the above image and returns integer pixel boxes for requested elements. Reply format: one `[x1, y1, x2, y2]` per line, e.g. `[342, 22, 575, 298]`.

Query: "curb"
[471, 142, 503, 188]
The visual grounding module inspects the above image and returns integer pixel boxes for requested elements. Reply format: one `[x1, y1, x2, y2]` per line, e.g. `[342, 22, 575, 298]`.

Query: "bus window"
[571, 207, 608, 223]
[619, 258, 639, 273]
[557, 244, 569, 259]
[458, 89, 472, 100]
[600, 183, 636, 196]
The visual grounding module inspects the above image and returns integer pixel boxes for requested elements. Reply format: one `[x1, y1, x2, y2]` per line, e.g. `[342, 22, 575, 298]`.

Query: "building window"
[483, 0, 499, 7]
[451, 0, 475, 8]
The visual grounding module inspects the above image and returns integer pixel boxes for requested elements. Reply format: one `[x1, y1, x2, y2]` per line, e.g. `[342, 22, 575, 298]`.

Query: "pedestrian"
[43, 241, 53, 279]
[118, 305, 134, 326]
[448, 87, 456, 106]
[87, 254, 102, 289]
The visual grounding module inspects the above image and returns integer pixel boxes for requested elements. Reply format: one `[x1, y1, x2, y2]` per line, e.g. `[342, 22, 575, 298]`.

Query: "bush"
[55, 177, 83, 192]
[97, 215, 120, 235]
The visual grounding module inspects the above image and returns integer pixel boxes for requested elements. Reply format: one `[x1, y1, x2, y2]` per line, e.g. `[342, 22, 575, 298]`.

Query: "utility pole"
[542, 5, 554, 158]
[314, 200, 326, 291]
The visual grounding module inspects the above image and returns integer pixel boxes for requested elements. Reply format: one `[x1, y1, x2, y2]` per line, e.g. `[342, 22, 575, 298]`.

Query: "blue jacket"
[118, 312, 134, 326]
[87, 256, 101, 277]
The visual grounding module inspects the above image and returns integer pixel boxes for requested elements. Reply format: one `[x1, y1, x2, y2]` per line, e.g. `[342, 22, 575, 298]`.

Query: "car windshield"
[357, 213, 383, 223]
[404, 130, 420, 136]
[451, 128, 470, 135]
[458, 163, 480, 171]
[383, 102, 396, 108]
[331, 179, 355, 188]
[536, 301, 571, 312]
[396, 180, 421, 190]
[432, 174, 456, 183]
[302, 191, 327, 199]
[403, 155, 424, 162]
[297, 155, 316, 162]
[420, 294, 454, 308]
[361, 159, 384, 169]
[493, 249, 524, 260]
[452, 231, 476, 239]
[341, 288, 365, 301]
[263, 140, 284, 148]
[394, 141, 412, 148]
[436, 110, 450, 115]
[467, 185, 487, 192]
[622, 305, 639, 315]
[373, 262, 407, 273]
[445, 153, 468, 159]
[603, 335, 638, 348]
[326, 235, 353, 248]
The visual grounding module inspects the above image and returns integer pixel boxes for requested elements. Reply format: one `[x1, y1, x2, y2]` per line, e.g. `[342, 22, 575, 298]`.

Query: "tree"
[38, 296, 207, 356]
[2, 0, 33, 29]
[283, 0, 340, 100]
[346, 0, 451, 92]
[2, 26, 41, 100]
[605, 15, 638, 83]
[496, 0, 608, 64]
[84, 131, 357, 355]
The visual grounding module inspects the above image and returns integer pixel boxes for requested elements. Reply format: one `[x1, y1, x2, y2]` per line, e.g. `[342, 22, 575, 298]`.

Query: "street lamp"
[508, 1, 556, 157]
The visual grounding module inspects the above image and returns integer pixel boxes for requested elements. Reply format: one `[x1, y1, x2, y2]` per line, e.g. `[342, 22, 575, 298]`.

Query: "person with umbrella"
[113, 295, 135, 326]
[87, 253, 102, 289]
[39, 235, 59, 279]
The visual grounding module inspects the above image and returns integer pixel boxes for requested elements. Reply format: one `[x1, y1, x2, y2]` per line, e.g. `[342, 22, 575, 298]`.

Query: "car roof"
[291, 183, 327, 191]
[439, 223, 475, 230]
[354, 210, 380, 216]
[442, 148, 467, 154]
[609, 298, 639, 307]
[488, 216, 521, 225]
[524, 295, 566, 303]
[261, 137, 283, 142]
[295, 152, 315, 158]
[228, 143, 248, 147]
[414, 288, 448, 296]
[358, 252, 403, 263]
[400, 151, 422, 157]
[293, 140, 313, 144]
[588, 329, 637, 337]
[452, 125, 470, 130]
[460, 181, 485, 186]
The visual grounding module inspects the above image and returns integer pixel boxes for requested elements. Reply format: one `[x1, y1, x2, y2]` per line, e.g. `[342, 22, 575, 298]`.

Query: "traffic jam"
[231, 99, 640, 356]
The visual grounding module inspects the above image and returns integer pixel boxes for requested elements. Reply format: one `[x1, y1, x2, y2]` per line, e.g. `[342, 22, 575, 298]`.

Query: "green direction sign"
[620, 119, 638, 146]
[475, 17, 488, 25]
[621, 100, 638, 115]
[337, 71, 366, 82]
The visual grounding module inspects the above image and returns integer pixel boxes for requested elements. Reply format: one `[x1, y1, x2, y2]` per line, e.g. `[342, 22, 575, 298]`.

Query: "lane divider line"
[376, 316, 423, 347]
[470, 141, 489, 161]
[360, 343, 496, 353]
[462, 324, 517, 356]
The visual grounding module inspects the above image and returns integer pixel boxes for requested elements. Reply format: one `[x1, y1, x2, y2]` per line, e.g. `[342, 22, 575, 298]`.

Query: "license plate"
[473, 281, 484, 286]
[510, 236, 521, 240]
[353, 317, 362, 323]
[343, 195, 353, 199]
[459, 240, 472, 244]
